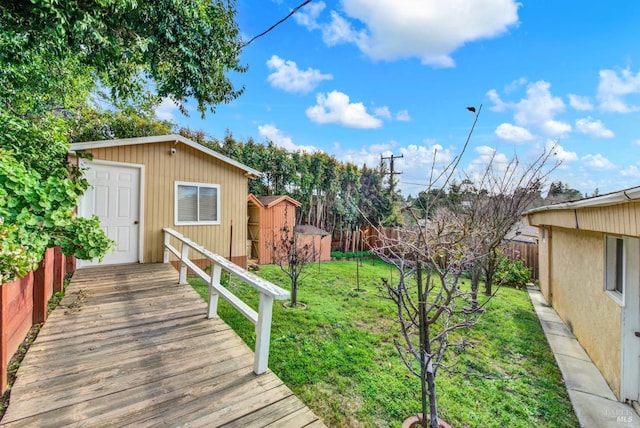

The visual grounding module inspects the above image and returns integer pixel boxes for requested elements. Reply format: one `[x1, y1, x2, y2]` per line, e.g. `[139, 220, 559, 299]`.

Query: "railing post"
[179, 242, 189, 285]
[207, 264, 222, 319]
[163, 231, 170, 263]
[253, 293, 275, 375]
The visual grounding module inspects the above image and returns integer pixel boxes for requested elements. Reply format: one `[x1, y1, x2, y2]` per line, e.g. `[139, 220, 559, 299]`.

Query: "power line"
[242, 0, 313, 48]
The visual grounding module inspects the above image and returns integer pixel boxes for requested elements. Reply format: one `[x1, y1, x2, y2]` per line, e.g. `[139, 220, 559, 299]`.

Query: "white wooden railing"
[162, 227, 289, 375]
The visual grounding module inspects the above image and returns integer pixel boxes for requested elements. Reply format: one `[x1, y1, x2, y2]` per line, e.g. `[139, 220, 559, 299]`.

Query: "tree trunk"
[291, 279, 298, 306]
[426, 369, 439, 428]
[470, 267, 479, 311]
[484, 249, 497, 295]
[417, 263, 439, 428]
[484, 268, 493, 295]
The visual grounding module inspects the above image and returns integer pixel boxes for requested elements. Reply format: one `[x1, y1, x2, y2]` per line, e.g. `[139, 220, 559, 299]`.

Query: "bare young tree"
[370, 106, 559, 427]
[271, 210, 315, 307]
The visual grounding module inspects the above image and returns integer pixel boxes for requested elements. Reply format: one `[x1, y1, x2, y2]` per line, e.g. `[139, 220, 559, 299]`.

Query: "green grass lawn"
[189, 259, 578, 427]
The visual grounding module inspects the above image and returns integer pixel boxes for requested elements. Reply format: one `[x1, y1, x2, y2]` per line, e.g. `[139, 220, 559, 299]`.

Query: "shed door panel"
[79, 162, 140, 265]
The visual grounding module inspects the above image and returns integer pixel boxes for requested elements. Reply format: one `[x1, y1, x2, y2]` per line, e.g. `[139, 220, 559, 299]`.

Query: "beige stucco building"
[525, 187, 640, 404]
[69, 134, 260, 268]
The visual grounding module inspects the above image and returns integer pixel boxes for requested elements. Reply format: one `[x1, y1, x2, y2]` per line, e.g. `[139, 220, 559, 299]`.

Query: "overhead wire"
[242, 0, 313, 48]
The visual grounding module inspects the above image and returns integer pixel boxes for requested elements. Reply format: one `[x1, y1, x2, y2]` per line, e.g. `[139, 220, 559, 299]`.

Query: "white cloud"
[546, 141, 578, 162]
[486, 89, 508, 112]
[488, 80, 571, 138]
[505, 77, 527, 93]
[306, 90, 383, 128]
[336, 140, 456, 194]
[297, 0, 520, 67]
[296, 3, 366, 46]
[396, 110, 411, 121]
[338, 144, 386, 169]
[540, 120, 572, 137]
[155, 98, 178, 121]
[513, 82, 566, 128]
[581, 153, 616, 170]
[258, 124, 319, 153]
[294, 1, 325, 30]
[399, 143, 455, 169]
[465, 146, 511, 181]
[633, 139, 640, 146]
[621, 165, 640, 177]
[322, 10, 366, 46]
[494, 123, 534, 143]
[568, 94, 593, 111]
[266, 55, 333, 94]
[597, 68, 640, 113]
[575, 117, 614, 138]
[374, 106, 392, 119]
[472, 145, 509, 164]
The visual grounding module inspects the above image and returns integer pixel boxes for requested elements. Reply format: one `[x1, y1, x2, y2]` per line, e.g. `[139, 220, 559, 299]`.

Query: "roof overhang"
[69, 134, 262, 178]
[524, 185, 640, 216]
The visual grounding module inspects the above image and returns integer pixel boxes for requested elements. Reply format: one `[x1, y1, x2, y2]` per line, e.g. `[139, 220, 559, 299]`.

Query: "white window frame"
[605, 235, 625, 305]
[174, 181, 221, 226]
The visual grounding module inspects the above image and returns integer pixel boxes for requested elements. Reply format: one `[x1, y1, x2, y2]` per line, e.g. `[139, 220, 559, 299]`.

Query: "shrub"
[331, 251, 344, 259]
[494, 255, 532, 287]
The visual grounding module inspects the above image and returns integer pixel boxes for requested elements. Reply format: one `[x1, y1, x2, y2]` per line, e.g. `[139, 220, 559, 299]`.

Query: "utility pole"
[381, 153, 403, 195]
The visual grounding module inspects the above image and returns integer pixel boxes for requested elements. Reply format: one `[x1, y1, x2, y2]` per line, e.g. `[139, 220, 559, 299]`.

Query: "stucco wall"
[538, 227, 551, 300]
[549, 227, 621, 396]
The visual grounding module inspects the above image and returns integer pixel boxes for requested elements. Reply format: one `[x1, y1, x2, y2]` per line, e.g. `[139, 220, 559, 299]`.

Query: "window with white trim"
[175, 181, 220, 225]
[605, 235, 624, 298]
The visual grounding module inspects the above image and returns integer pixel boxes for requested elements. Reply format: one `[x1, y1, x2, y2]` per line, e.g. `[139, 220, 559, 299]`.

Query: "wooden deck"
[1, 263, 324, 427]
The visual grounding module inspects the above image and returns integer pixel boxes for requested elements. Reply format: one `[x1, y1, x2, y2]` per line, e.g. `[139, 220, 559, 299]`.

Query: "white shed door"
[79, 162, 140, 265]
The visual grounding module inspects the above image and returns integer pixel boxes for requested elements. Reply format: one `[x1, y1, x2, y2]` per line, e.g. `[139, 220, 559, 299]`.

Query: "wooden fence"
[501, 241, 539, 280]
[359, 227, 539, 279]
[0, 247, 75, 393]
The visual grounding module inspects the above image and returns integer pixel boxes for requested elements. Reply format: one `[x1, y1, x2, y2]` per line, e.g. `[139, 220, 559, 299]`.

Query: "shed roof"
[69, 134, 262, 178]
[294, 225, 330, 236]
[505, 222, 538, 243]
[248, 194, 302, 208]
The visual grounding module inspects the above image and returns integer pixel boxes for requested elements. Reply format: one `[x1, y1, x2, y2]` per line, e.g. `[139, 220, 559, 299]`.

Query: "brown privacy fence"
[0, 247, 75, 393]
[501, 241, 539, 280]
[356, 227, 539, 279]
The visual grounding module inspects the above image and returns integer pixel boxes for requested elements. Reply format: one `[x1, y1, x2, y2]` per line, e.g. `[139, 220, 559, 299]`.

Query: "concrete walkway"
[528, 286, 640, 428]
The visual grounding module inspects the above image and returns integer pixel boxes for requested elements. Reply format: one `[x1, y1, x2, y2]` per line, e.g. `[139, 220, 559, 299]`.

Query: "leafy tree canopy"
[0, 0, 246, 116]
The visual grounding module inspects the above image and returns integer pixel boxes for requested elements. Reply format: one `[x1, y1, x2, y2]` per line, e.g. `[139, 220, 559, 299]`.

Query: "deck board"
[1, 263, 324, 427]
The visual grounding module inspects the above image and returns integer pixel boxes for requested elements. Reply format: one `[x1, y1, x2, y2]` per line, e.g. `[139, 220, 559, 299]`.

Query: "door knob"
[134, 221, 139, 225]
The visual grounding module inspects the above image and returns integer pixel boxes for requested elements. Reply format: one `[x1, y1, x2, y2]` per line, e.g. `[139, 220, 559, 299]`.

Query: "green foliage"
[69, 106, 174, 142]
[188, 261, 577, 427]
[1, 0, 245, 116]
[192, 130, 401, 233]
[494, 254, 532, 287]
[331, 250, 371, 259]
[330, 251, 344, 259]
[0, 125, 113, 283]
[546, 181, 583, 204]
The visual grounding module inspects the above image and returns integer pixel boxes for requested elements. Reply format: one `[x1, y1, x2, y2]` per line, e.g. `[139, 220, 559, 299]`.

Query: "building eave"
[69, 134, 262, 178]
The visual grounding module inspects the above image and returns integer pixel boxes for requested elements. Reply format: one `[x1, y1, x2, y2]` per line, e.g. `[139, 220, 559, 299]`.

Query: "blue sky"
[158, 0, 640, 197]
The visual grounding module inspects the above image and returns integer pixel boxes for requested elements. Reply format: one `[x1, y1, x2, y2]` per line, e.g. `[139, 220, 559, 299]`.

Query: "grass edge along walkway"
[189, 259, 578, 427]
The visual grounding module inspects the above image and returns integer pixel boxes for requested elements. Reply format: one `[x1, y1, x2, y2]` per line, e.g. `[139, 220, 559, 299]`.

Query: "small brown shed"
[247, 194, 301, 265]
[294, 225, 332, 263]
